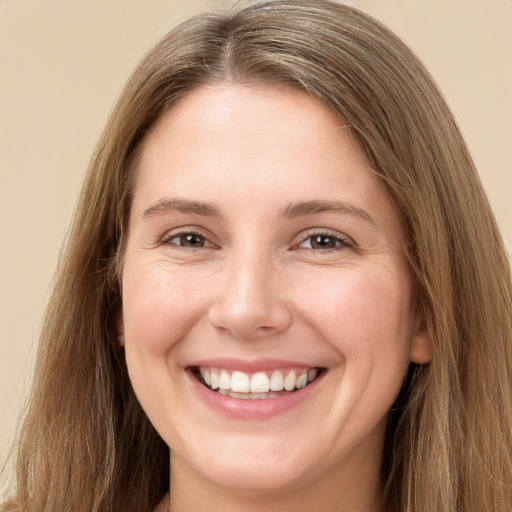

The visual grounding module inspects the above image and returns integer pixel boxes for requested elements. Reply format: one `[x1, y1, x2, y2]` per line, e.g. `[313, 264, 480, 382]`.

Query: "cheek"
[296, 266, 414, 374]
[120, 260, 212, 430]
[121, 261, 209, 356]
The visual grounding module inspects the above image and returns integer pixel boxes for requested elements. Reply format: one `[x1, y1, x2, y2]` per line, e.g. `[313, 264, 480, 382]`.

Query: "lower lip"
[186, 369, 324, 420]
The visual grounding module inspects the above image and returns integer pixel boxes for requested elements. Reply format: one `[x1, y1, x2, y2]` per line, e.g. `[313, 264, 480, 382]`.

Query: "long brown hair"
[3, 1, 511, 511]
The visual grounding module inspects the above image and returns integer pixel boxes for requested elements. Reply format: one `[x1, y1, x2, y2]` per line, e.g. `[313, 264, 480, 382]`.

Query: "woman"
[2, 1, 511, 511]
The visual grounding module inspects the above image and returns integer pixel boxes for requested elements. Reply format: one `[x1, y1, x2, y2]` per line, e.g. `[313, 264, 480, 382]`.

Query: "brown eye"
[167, 232, 212, 248]
[298, 232, 353, 250]
[309, 235, 338, 249]
[181, 233, 206, 247]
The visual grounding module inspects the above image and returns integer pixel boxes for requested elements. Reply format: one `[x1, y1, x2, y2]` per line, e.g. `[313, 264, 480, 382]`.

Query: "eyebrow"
[280, 200, 377, 226]
[141, 197, 376, 226]
[142, 198, 221, 219]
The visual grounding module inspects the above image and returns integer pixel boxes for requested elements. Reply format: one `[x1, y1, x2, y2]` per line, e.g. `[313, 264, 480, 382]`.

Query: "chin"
[182, 436, 316, 494]
[202, 461, 309, 494]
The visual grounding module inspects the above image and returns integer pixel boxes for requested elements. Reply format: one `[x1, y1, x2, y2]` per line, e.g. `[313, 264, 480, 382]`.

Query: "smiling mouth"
[192, 366, 324, 400]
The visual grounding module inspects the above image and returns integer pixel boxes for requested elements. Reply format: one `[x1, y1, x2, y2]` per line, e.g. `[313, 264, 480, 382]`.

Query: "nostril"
[208, 310, 293, 340]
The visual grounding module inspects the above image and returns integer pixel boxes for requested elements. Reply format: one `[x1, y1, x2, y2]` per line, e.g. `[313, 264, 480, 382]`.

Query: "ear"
[409, 306, 433, 364]
[116, 308, 125, 347]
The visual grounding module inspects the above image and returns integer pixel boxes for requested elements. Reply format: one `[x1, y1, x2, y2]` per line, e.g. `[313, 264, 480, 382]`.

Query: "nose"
[207, 252, 293, 340]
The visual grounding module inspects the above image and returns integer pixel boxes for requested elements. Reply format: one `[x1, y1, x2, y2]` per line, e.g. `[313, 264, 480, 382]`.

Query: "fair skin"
[119, 83, 432, 512]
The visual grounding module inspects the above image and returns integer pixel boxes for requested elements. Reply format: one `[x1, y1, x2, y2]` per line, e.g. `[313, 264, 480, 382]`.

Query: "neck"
[167, 451, 383, 512]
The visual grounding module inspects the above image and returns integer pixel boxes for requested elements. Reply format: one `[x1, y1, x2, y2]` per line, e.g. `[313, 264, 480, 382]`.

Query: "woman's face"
[120, 84, 431, 496]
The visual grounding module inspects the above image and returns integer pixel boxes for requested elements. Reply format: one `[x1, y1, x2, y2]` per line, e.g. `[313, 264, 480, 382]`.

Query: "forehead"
[139, 83, 354, 165]
[136, 84, 362, 187]
[131, 83, 402, 238]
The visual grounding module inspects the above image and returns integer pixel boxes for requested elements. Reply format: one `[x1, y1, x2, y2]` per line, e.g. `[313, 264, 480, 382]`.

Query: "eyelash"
[161, 228, 354, 253]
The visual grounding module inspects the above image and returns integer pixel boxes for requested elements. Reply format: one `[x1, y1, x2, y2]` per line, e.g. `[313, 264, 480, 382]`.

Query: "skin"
[119, 83, 432, 512]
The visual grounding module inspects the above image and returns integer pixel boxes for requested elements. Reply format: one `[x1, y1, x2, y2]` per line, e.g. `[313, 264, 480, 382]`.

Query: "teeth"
[296, 371, 308, 389]
[283, 370, 296, 391]
[269, 370, 284, 391]
[250, 372, 270, 393]
[231, 371, 250, 393]
[210, 371, 219, 390]
[198, 366, 320, 397]
[219, 370, 231, 390]
[218, 389, 285, 399]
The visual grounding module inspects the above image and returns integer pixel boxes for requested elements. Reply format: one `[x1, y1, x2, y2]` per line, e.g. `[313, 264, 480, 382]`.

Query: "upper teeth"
[198, 367, 318, 393]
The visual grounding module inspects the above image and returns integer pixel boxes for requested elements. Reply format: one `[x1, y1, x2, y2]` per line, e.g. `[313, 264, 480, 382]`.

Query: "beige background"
[1, 0, 511, 465]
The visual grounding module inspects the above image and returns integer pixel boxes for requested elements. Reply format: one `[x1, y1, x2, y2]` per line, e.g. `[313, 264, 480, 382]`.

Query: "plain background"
[1, 0, 511, 465]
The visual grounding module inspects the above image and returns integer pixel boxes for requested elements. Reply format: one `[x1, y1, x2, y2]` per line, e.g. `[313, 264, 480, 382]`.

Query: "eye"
[298, 232, 353, 251]
[163, 231, 215, 249]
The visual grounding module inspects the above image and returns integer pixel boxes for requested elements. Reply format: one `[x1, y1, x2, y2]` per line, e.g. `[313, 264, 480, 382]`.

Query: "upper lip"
[185, 358, 321, 372]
